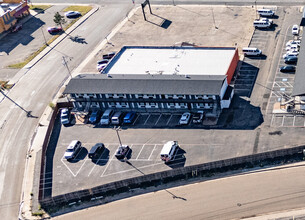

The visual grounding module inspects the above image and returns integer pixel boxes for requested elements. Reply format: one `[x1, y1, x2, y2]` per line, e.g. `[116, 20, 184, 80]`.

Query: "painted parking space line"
[148, 144, 157, 160]
[132, 113, 140, 125]
[101, 162, 164, 178]
[136, 144, 146, 160]
[101, 152, 116, 177]
[144, 114, 151, 125]
[155, 114, 162, 125]
[166, 114, 173, 125]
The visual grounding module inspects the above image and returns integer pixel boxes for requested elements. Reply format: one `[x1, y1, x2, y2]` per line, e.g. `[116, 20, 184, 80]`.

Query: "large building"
[0, 0, 29, 34]
[64, 46, 239, 117]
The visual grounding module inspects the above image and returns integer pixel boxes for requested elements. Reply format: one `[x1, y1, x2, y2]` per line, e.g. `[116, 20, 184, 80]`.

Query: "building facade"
[0, 0, 29, 34]
[63, 46, 239, 117]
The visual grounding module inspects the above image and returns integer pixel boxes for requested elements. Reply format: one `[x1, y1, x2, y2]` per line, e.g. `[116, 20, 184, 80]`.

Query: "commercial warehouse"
[64, 46, 239, 117]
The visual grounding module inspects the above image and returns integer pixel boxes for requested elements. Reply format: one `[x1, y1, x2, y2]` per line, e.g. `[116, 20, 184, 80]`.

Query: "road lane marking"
[166, 115, 173, 125]
[155, 114, 162, 125]
[144, 114, 151, 125]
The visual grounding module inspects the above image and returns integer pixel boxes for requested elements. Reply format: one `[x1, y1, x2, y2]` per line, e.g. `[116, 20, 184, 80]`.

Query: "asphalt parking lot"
[43, 6, 305, 197]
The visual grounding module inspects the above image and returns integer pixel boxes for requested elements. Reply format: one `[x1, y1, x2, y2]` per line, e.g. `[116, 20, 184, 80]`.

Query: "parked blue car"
[123, 111, 136, 124]
[89, 109, 101, 124]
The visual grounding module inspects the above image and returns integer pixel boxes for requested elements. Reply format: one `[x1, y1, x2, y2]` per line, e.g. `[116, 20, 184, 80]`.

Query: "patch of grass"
[32, 210, 44, 217]
[63, 5, 92, 15]
[29, 5, 52, 11]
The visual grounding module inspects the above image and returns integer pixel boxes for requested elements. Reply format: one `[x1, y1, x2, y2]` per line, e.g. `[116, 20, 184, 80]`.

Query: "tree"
[53, 12, 66, 29]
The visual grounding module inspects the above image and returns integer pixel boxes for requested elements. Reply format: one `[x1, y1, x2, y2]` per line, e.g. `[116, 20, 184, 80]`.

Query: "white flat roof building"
[102, 46, 237, 76]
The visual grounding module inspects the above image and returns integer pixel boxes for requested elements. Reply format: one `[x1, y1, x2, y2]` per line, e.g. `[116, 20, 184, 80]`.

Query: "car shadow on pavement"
[92, 148, 110, 166]
[165, 147, 186, 169]
[68, 35, 88, 44]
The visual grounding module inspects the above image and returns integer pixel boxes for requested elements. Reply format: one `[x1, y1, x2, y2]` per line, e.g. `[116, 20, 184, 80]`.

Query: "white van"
[242, 47, 262, 56]
[160, 141, 179, 162]
[257, 9, 275, 17]
[253, 20, 272, 29]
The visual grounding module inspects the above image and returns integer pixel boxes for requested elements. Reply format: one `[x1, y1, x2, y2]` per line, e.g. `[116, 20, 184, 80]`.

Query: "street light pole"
[114, 126, 122, 146]
[41, 26, 48, 46]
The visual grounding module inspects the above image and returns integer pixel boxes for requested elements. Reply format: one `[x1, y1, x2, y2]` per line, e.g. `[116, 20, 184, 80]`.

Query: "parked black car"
[192, 111, 205, 124]
[88, 143, 105, 159]
[284, 56, 298, 64]
[280, 65, 296, 73]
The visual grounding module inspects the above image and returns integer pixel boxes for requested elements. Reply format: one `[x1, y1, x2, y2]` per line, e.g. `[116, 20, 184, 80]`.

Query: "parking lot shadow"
[92, 148, 110, 166]
[44, 114, 62, 198]
[0, 16, 45, 55]
[165, 147, 186, 169]
[218, 95, 264, 129]
[68, 147, 88, 163]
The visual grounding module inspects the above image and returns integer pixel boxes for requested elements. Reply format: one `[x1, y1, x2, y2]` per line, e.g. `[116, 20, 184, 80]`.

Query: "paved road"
[0, 3, 133, 219]
[32, 0, 305, 6]
[53, 163, 305, 220]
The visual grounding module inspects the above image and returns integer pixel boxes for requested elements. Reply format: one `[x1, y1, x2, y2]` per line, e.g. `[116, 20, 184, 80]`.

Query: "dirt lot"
[84, 5, 256, 72]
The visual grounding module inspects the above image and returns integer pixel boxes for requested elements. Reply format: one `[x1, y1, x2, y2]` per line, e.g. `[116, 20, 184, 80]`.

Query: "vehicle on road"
[192, 111, 205, 124]
[280, 65, 296, 73]
[89, 109, 101, 124]
[179, 112, 191, 125]
[100, 109, 114, 125]
[123, 111, 136, 124]
[47, 26, 63, 34]
[111, 111, 124, 125]
[292, 24, 299, 35]
[64, 140, 81, 160]
[284, 56, 298, 64]
[88, 143, 105, 159]
[60, 108, 70, 125]
[242, 47, 262, 56]
[103, 52, 115, 59]
[160, 141, 179, 163]
[65, 11, 81, 18]
[257, 9, 274, 17]
[115, 145, 130, 159]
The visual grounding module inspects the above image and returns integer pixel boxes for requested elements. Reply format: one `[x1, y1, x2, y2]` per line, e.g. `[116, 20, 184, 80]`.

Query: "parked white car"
[65, 11, 81, 18]
[283, 51, 299, 59]
[179, 112, 191, 125]
[64, 140, 81, 160]
[286, 40, 301, 47]
[292, 24, 299, 35]
[286, 44, 299, 51]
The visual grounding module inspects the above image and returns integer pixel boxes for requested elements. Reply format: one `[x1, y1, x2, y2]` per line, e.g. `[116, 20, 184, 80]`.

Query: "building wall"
[69, 92, 222, 115]
[226, 48, 239, 84]
[0, 1, 29, 34]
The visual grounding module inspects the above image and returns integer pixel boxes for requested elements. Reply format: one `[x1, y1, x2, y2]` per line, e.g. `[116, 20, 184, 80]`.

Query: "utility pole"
[41, 26, 48, 46]
[62, 56, 72, 78]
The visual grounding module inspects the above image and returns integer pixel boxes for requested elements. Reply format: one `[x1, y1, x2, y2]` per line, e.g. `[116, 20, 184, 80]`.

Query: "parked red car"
[47, 26, 63, 34]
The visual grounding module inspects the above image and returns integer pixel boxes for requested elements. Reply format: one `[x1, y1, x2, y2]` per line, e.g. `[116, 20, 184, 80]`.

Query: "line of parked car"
[97, 52, 116, 72]
[64, 140, 130, 161]
[280, 28, 301, 73]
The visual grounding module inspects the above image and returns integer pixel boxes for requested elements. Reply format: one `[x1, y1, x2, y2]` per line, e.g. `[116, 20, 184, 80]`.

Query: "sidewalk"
[245, 208, 305, 220]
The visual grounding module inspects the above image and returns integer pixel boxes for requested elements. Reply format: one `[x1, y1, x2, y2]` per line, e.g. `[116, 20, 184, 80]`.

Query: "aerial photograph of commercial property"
[2, 0, 305, 219]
